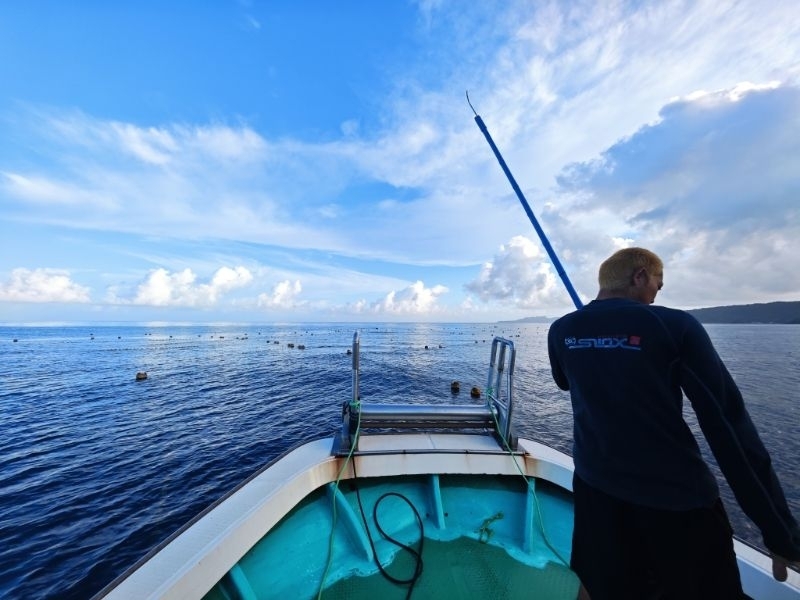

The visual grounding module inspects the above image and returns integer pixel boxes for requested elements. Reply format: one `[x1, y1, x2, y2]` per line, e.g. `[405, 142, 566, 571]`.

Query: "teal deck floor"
[204, 474, 577, 600]
[324, 536, 579, 600]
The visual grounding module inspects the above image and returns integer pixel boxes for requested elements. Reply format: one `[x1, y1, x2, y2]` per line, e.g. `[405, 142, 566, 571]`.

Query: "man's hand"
[772, 555, 800, 582]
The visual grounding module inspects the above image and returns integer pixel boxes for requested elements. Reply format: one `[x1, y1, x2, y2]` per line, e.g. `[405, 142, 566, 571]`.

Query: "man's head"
[597, 247, 664, 304]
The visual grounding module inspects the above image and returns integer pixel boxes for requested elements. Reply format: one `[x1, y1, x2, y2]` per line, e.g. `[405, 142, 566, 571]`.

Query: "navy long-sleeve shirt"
[547, 298, 800, 560]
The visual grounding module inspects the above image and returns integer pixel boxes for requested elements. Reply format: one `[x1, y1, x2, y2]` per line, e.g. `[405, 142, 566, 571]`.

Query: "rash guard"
[547, 297, 800, 561]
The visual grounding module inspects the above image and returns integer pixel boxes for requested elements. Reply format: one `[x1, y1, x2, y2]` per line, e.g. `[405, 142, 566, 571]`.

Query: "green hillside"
[686, 301, 800, 324]
[509, 301, 800, 324]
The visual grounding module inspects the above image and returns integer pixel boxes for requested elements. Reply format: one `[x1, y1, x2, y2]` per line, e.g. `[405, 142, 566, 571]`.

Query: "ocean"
[0, 322, 798, 599]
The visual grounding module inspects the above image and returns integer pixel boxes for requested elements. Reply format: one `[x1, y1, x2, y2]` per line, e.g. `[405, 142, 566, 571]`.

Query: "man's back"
[547, 247, 799, 596]
[547, 297, 719, 509]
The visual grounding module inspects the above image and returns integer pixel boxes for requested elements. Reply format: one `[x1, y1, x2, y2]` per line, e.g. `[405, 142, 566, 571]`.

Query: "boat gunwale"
[91, 435, 330, 599]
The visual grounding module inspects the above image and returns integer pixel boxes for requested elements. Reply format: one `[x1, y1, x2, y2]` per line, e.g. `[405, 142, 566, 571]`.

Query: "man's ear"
[631, 268, 647, 287]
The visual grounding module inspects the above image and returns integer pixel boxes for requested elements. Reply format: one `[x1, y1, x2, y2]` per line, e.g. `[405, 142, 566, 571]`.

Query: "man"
[547, 247, 800, 599]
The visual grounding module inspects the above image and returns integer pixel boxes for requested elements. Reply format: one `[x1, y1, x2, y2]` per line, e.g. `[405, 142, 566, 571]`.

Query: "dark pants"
[571, 474, 749, 600]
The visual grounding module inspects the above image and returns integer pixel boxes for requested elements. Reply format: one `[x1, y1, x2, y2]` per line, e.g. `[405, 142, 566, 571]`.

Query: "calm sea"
[0, 323, 798, 599]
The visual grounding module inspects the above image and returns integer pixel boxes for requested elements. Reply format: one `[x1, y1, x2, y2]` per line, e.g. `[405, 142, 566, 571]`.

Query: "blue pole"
[470, 104, 583, 309]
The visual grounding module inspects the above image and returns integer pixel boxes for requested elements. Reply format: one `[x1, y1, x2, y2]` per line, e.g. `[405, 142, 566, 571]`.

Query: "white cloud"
[0, 268, 91, 303]
[465, 236, 566, 309]
[352, 280, 449, 315]
[188, 126, 267, 161]
[211, 266, 254, 291]
[298, 2, 800, 269]
[46, 114, 268, 166]
[110, 123, 178, 165]
[125, 266, 253, 307]
[340, 119, 359, 137]
[1, 172, 117, 209]
[257, 280, 302, 309]
[3, 110, 348, 252]
[548, 83, 800, 307]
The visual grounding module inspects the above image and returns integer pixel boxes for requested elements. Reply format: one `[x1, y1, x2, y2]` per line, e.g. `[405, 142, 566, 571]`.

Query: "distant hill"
[500, 316, 555, 324]
[507, 300, 800, 325]
[686, 301, 800, 324]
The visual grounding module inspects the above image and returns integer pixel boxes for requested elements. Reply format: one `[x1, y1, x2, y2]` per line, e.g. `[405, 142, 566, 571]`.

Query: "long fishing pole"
[467, 92, 583, 310]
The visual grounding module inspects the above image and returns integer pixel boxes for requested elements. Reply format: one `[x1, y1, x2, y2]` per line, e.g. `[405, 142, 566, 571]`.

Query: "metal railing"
[337, 332, 517, 453]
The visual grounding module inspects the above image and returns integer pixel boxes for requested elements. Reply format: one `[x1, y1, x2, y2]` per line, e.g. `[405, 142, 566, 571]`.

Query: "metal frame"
[337, 333, 518, 454]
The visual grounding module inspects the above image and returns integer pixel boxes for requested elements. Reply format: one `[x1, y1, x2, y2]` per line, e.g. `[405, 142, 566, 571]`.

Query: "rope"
[318, 381, 571, 598]
[487, 386, 571, 568]
[317, 399, 362, 599]
[317, 398, 424, 600]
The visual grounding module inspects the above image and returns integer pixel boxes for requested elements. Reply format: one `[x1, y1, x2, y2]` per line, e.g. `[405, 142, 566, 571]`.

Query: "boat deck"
[321, 536, 578, 600]
[200, 465, 578, 600]
[356, 432, 512, 453]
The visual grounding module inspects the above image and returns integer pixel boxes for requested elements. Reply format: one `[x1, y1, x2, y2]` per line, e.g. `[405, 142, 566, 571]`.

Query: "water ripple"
[0, 323, 797, 599]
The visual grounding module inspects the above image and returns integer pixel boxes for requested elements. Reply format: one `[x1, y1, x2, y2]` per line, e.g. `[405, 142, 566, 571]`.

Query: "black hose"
[351, 461, 424, 599]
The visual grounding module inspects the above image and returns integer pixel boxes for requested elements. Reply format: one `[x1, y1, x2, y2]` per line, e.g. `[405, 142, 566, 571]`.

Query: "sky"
[1, 1, 799, 324]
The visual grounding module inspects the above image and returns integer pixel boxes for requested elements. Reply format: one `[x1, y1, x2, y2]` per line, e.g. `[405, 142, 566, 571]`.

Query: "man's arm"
[678, 316, 800, 563]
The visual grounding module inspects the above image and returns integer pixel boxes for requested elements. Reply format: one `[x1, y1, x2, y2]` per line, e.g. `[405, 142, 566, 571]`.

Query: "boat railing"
[335, 332, 518, 454]
[485, 336, 516, 448]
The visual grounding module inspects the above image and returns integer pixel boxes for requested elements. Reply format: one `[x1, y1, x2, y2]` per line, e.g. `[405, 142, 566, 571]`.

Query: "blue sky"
[1, 1, 799, 324]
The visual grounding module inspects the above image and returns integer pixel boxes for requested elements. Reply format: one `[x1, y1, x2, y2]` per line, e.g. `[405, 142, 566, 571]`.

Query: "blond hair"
[598, 247, 663, 292]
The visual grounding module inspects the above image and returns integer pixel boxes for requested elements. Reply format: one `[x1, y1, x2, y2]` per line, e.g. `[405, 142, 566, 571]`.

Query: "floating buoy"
[451, 381, 460, 394]
[135, 372, 148, 381]
[470, 386, 481, 399]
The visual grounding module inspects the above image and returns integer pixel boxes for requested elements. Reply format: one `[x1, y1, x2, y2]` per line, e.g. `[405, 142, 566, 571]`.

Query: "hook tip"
[465, 90, 478, 117]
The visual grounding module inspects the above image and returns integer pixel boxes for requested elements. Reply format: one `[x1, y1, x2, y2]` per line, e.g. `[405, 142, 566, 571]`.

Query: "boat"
[95, 332, 799, 599]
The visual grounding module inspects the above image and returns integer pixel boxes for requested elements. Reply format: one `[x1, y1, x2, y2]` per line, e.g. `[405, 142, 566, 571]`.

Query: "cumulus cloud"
[349, 280, 449, 315]
[257, 280, 303, 309]
[124, 266, 253, 307]
[557, 83, 800, 230]
[550, 83, 800, 306]
[465, 236, 567, 309]
[0, 268, 91, 303]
